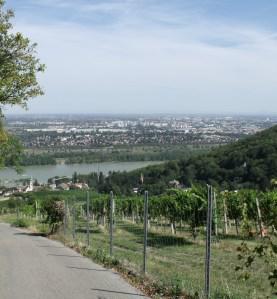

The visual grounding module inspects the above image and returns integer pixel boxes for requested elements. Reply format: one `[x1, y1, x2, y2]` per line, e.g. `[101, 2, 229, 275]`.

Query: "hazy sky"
[5, 0, 277, 115]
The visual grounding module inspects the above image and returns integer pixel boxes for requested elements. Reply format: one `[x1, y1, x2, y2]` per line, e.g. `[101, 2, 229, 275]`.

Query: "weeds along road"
[0, 223, 148, 299]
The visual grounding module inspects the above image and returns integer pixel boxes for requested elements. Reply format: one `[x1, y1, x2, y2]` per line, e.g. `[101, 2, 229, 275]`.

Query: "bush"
[41, 197, 65, 234]
[11, 218, 28, 228]
[88, 248, 119, 267]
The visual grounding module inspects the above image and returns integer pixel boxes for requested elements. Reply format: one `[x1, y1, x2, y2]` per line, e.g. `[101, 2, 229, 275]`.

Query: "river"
[0, 161, 163, 184]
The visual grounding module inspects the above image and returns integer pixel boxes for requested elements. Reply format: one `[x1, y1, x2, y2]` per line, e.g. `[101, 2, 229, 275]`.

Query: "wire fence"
[49, 187, 274, 299]
[2, 187, 274, 299]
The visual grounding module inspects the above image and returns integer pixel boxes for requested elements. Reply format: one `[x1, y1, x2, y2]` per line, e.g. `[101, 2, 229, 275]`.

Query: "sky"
[4, 0, 277, 115]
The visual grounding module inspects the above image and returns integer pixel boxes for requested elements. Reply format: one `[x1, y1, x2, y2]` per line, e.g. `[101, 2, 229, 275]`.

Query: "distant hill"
[178, 124, 277, 190]
[81, 125, 277, 194]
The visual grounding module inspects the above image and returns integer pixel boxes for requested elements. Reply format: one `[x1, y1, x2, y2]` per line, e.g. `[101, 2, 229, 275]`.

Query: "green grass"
[0, 213, 49, 233]
[0, 214, 17, 224]
[11, 218, 29, 227]
[63, 217, 271, 299]
[1, 212, 271, 298]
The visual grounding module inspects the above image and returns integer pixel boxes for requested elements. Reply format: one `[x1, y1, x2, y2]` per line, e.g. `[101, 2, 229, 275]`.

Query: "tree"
[0, 125, 22, 169]
[72, 171, 78, 184]
[0, 0, 45, 168]
[41, 197, 65, 234]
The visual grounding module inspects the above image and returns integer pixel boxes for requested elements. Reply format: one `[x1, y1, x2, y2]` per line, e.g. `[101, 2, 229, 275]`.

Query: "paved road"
[0, 223, 148, 299]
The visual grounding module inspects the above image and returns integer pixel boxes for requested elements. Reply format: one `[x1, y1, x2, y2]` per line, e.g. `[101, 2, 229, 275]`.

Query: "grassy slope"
[67, 217, 270, 299]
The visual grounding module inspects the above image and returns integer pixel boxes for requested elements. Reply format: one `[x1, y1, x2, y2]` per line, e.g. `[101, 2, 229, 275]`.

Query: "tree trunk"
[192, 225, 197, 240]
[235, 218, 239, 235]
[136, 205, 139, 223]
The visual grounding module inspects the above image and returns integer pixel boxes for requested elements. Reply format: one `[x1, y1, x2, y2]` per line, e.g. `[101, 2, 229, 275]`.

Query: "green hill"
[81, 125, 277, 194]
[179, 124, 277, 190]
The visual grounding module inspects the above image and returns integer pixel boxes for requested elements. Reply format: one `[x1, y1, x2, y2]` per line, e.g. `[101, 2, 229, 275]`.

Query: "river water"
[0, 161, 163, 184]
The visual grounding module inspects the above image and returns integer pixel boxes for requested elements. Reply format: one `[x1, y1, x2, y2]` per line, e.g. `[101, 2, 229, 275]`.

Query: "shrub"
[88, 248, 119, 267]
[11, 218, 28, 228]
[41, 197, 65, 234]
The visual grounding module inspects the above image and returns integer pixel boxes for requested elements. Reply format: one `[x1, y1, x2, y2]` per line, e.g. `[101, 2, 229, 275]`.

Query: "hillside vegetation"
[180, 124, 277, 190]
[1, 187, 277, 298]
[79, 125, 277, 194]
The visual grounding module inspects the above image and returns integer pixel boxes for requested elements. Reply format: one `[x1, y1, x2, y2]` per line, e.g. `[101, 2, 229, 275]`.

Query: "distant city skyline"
[5, 0, 277, 115]
[5, 112, 277, 117]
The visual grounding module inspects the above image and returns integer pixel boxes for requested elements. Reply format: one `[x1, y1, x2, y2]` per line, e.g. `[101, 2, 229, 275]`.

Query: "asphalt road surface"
[0, 223, 149, 299]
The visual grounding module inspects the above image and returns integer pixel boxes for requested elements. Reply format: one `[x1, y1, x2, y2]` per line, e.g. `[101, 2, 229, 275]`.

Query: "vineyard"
[1, 187, 277, 299]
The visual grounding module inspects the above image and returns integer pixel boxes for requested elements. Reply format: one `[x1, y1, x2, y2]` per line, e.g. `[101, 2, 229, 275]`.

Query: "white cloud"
[29, 0, 73, 8]
[81, 1, 133, 12]
[28, 0, 134, 12]
[8, 1, 277, 114]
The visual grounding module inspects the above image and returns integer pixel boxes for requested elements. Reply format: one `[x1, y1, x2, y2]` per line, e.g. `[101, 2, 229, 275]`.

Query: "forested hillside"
[79, 125, 277, 194]
[180, 124, 277, 190]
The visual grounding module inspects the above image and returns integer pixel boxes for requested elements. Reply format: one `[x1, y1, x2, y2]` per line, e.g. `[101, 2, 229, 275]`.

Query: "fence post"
[35, 200, 39, 220]
[16, 206, 19, 222]
[223, 196, 228, 235]
[213, 191, 218, 237]
[86, 191, 90, 246]
[143, 190, 149, 274]
[205, 185, 213, 299]
[72, 202, 76, 242]
[109, 191, 114, 256]
[63, 200, 67, 237]
[256, 197, 264, 238]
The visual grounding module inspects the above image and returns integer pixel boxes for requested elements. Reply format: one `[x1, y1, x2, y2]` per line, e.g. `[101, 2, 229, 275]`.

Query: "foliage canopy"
[0, 0, 44, 168]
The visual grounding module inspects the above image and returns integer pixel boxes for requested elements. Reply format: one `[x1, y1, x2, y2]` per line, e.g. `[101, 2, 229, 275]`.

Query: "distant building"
[71, 183, 89, 190]
[48, 183, 56, 191]
[1, 187, 18, 197]
[168, 180, 181, 188]
[24, 178, 34, 193]
[54, 177, 71, 186]
[56, 183, 70, 191]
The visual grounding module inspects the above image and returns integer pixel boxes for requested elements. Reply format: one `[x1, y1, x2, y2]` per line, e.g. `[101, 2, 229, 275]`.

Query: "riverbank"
[19, 144, 208, 166]
[0, 161, 164, 184]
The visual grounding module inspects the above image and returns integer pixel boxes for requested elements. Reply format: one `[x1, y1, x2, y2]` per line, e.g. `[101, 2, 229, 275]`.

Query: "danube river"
[0, 161, 163, 184]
